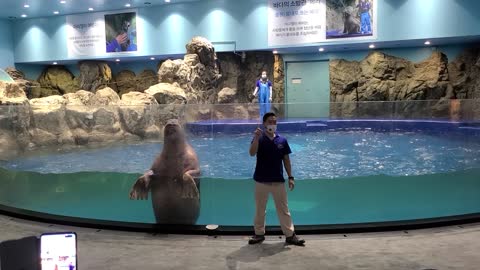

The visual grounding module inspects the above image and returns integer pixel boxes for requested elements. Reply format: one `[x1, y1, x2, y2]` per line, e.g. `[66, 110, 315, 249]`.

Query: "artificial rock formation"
[136, 69, 158, 92]
[0, 81, 31, 158]
[448, 46, 480, 99]
[6, 36, 284, 109]
[0, 81, 29, 105]
[330, 51, 450, 103]
[115, 70, 137, 96]
[329, 51, 453, 117]
[217, 87, 237, 104]
[37, 65, 79, 96]
[217, 51, 279, 103]
[0, 36, 290, 155]
[4, 67, 25, 80]
[157, 37, 222, 104]
[114, 69, 159, 96]
[77, 61, 113, 92]
[0, 85, 194, 158]
[145, 83, 187, 104]
[4, 67, 38, 99]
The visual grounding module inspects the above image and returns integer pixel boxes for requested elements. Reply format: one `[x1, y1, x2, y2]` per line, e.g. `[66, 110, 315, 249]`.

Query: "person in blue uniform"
[253, 71, 273, 121]
[106, 20, 137, 53]
[357, 0, 372, 34]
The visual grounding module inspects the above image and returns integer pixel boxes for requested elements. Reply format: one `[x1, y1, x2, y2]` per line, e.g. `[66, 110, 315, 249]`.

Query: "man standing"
[253, 71, 273, 121]
[248, 112, 305, 246]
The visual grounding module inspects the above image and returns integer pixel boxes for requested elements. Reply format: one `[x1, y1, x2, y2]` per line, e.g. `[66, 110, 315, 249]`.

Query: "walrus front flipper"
[181, 173, 200, 199]
[129, 172, 152, 200]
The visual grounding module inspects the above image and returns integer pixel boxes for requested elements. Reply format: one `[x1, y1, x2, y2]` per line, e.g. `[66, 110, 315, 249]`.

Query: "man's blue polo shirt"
[253, 132, 292, 183]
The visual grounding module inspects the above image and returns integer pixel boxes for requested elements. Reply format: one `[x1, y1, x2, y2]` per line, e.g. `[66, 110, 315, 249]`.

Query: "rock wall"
[448, 46, 480, 99]
[5, 36, 284, 109]
[3, 39, 480, 155]
[77, 61, 113, 92]
[37, 66, 79, 97]
[329, 45, 480, 118]
[0, 83, 194, 159]
[214, 51, 285, 118]
[0, 36, 290, 156]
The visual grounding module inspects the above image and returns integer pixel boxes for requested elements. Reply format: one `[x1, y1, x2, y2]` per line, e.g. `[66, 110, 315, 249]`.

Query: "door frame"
[284, 59, 330, 118]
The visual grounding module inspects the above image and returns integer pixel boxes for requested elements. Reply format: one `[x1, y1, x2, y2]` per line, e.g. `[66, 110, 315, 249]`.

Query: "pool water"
[0, 130, 479, 226]
[2, 131, 480, 178]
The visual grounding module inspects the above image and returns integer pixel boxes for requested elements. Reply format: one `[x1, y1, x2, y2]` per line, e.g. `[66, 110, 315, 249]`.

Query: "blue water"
[0, 129, 479, 225]
[2, 130, 479, 179]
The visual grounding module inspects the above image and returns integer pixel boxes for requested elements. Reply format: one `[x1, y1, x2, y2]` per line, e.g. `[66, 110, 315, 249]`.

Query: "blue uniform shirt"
[256, 79, 272, 89]
[253, 133, 292, 183]
[357, 1, 371, 13]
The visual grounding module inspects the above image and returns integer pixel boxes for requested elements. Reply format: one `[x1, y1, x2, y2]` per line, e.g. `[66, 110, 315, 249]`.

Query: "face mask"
[261, 75, 267, 79]
[266, 125, 277, 133]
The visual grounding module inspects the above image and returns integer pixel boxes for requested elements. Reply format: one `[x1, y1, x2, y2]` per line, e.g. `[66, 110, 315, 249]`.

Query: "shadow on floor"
[226, 242, 291, 270]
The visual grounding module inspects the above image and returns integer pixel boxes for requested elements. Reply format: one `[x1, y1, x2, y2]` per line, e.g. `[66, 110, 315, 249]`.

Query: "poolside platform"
[1, 214, 479, 270]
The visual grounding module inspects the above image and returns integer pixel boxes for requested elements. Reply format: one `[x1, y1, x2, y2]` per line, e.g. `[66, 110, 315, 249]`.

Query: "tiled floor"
[1, 214, 480, 269]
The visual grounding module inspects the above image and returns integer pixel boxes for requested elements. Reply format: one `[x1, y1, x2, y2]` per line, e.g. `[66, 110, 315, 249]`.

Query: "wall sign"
[268, 0, 376, 46]
[67, 9, 139, 57]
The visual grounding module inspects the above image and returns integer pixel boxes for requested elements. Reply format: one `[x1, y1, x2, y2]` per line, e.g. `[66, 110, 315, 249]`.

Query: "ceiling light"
[24, 4, 30, 8]
[369, 44, 375, 49]
[88, 7, 94, 11]
[318, 47, 324, 52]
[53, 11, 59, 14]
[53, 62, 58, 65]
[165, 0, 171, 2]
[60, 0, 66, 3]
[424, 41, 431, 45]
[273, 50, 278, 54]
[125, 3, 131, 7]
[115, 59, 120, 62]
[21, 14, 27, 18]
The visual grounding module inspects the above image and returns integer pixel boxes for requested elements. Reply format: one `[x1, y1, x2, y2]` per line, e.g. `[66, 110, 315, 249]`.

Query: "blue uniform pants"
[258, 85, 270, 121]
[361, 12, 371, 33]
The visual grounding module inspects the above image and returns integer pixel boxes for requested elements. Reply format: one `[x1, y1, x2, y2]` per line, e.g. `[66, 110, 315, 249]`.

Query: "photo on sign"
[105, 12, 137, 53]
[326, 0, 374, 39]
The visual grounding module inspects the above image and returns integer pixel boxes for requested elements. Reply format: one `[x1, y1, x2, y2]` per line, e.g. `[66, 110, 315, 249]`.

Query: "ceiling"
[0, 0, 202, 20]
[3, 0, 479, 64]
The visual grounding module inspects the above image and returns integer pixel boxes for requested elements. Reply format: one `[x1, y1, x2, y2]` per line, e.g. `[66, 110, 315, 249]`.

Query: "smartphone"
[40, 232, 77, 270]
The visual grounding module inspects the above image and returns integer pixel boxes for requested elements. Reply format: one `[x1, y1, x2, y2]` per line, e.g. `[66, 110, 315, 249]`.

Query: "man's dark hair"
[263, 112, 276, 123]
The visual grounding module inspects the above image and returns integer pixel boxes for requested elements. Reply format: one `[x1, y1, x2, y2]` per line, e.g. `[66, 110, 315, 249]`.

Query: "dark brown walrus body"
[129, 119, 200, 224]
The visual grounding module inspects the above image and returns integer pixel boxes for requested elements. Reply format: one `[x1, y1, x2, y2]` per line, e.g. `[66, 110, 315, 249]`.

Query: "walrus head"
[164, 119, 185, 144]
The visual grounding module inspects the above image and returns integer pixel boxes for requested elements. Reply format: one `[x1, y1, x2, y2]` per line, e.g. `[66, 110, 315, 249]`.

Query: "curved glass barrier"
[0, 99, 479, 231]
[0, 69, 14, 82]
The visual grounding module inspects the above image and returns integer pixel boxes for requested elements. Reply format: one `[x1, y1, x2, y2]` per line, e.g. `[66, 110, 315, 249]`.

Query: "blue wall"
[379, 0, 480, 41]
[11, 0, 480, 63]
[0, 19, 14, 69]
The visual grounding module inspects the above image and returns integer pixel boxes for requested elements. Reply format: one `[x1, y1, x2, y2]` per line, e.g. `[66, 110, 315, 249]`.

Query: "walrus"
[343, 8, 360, 34]
[129, 119, 200, 225]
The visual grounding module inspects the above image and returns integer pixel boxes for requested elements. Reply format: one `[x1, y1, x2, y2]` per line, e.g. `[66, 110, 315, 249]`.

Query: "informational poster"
[66, 13, 105, 57]
[67, 10, 138, 57]
[104, 12, 138, 53]
[268, 0, 376, 46]
[326, 0, 376, 40]
[268, 0, 326, 46]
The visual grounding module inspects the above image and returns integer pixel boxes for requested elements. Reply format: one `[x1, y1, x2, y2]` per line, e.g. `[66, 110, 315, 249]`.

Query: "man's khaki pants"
[254, 181, 295, 237]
